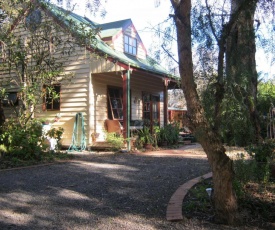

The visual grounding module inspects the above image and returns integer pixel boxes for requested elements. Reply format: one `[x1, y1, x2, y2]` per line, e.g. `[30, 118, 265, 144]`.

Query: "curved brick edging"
[166, 172, 213, 221]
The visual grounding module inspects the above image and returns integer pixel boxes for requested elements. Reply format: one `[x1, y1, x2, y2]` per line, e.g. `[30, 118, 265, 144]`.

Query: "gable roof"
[98, 19, 131, 39]
[39, 1, 178, 79]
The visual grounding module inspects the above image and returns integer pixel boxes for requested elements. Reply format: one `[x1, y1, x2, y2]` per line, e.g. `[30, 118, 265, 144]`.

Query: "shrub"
[0, 144, 7, 158]
[137, 126, 154, 145]
[157, 122, 180, 146]
[246, 140, 275, 163]
[46, 127, 64, 151]
[233, 153, 258, 198]
[246, 140, 275, 183]
[0, 118, 45, 160]
[233, 140, 275, 198]
[105, 132, 125, 151]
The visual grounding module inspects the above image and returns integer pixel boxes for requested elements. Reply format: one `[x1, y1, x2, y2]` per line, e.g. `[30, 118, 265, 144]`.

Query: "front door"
[142, 93, 160, 130]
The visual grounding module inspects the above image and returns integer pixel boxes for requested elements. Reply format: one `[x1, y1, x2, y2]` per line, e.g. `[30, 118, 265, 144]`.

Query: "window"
[2, 92, 19, 107]
[43, 84, 61, 111]
[107, 87, 123, 120]
[49, 36, 55, 53]
[124, 35, 137, 56]
[48, 35, 59, 54]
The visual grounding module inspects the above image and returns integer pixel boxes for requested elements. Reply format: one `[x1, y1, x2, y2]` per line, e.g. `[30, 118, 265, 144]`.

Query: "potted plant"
[158, 126, 169, 146]
[40, 118, 50, 125]
[138, 126, 154, 150]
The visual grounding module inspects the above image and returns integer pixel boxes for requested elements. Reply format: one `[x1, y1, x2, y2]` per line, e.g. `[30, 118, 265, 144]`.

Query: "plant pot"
[160, 141, 167, 146]
[144, 143, 153, 150]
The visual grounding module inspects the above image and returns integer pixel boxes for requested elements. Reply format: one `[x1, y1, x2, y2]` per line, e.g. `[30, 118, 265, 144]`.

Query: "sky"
[74, 0, 173, 51]
[54, 0, 274, 80]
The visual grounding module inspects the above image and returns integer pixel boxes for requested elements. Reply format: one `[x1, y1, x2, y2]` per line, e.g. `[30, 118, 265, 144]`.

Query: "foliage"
[257, 81, 275, 116]
[46, 127, 64, 150]
[0, 144, 7, 158]
[138, 126, 154, 145]
[183, 176, 275, 228]
[246, 139, 275, 163]
[152, 126, 160, 147]
[0, 151, 75, 169]
[233, 153, 258, 198]
[245, 140, 275, 183]
[182, 178, 214, 217]
[233, 140, 275, 198]
[220, 96, 255, 146]
[0, 117, 46, 160]
[156, 126, 167, 144]
[201, 80, 256, 146]
[137, 126, 154, 145]
[105, 132, 125, 151]
[257, 81, 275, 138]
[156, 122, 180, 146]
[202, 80, 275, 146]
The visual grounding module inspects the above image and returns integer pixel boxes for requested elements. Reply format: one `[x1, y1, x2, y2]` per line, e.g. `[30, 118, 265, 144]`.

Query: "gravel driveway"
[0, 146, 213, 230]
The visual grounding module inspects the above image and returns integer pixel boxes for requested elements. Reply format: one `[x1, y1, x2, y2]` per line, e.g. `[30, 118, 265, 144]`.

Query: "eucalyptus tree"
[170, 0, 236, 224]
[169, 0, 275, 225]
[152, 0, 274, 146]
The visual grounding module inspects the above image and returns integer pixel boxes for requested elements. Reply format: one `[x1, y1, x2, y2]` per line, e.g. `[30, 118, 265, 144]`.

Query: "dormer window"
[124, 35, 137, 56]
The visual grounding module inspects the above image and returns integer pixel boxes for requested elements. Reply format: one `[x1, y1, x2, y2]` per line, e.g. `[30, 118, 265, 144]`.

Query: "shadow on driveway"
[0, 150, 211, 230]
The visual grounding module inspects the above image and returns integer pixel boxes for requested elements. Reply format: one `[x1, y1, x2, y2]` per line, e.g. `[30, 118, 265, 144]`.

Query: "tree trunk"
[226, 0, 261, 143]
[170, 0, 239, 225]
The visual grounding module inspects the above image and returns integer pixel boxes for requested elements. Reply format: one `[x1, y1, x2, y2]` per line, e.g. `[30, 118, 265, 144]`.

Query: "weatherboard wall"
[1, 6, 167, 148]
[0, 9, 93, 147]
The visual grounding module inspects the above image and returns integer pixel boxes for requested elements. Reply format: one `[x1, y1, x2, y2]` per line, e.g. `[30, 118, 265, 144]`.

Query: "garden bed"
[182, 178, 275, 229]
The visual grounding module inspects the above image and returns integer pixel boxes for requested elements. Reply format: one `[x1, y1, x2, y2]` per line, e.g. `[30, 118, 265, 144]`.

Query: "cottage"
[0, 1, 179, 150]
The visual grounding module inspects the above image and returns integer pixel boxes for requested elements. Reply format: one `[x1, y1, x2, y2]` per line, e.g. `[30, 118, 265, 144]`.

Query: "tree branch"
[205, 0, 219, 43]
[161, 44, 179, 64]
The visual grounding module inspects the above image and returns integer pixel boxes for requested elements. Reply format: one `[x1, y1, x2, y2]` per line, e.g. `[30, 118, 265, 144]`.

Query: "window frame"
[43, 84, 61, 111]
[142, 92, 160, 131]
[124, 35, 137, 56]
[107, 86, 123, 120]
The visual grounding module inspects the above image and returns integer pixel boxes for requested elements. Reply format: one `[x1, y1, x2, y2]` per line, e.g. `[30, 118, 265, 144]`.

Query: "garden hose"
[68, 112, 86, 151]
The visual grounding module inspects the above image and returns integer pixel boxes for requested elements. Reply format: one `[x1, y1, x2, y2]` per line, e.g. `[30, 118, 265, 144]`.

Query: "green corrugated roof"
[42, 1, 177, 78]
[99, 19, 131, 38]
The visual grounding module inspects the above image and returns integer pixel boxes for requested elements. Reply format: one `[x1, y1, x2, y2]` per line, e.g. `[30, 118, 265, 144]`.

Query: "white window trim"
[124, 35, 137, 56]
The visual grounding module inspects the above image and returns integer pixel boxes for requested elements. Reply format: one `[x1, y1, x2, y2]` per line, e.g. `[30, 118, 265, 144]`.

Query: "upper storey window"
[124, 35, 137, 56]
